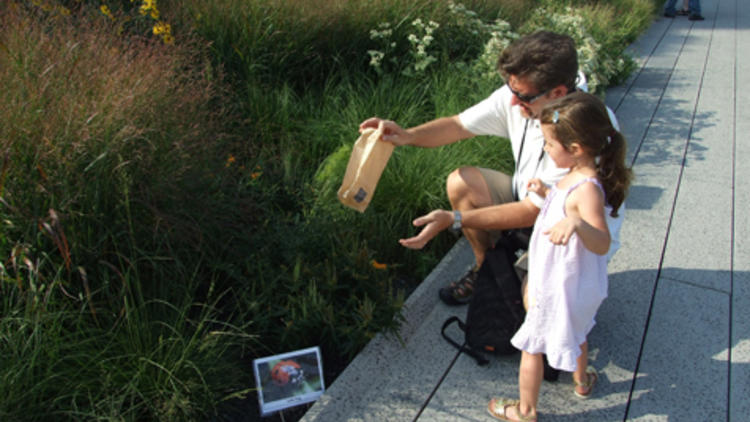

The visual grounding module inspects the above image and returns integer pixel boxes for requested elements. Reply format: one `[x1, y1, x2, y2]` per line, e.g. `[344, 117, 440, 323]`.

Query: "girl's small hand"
[543, 216, 581, 245]
[399, 209, 453, 249]
[527, 178, 549, 198]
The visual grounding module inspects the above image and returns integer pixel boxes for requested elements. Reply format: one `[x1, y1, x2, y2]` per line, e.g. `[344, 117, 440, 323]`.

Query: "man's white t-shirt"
[457, 78, 624, 261]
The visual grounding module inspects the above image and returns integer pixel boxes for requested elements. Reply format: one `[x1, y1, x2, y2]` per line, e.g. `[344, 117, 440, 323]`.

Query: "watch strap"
[452, 210, 462, 231]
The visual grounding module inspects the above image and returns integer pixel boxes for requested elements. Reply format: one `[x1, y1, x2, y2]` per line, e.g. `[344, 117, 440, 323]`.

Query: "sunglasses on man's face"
[506, 83, 550, 104]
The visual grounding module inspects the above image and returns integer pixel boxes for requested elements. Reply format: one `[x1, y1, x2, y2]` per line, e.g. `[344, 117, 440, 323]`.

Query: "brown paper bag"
[337, 127, 394, 212]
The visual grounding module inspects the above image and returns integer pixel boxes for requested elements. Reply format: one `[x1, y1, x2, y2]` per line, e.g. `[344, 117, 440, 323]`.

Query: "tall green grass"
[168, 0, 530, 88]
[1, 5, 254, 420]
[1, 269, 253, 420]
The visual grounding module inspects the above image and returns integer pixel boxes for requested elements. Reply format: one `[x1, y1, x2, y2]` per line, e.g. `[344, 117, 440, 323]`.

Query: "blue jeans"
[665, 0, 701, 14]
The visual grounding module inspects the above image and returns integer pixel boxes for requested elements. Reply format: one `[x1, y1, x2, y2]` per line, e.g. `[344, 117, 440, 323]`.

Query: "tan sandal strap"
[488, 398, 537, 422]
[574, 367, 597, 387]
[507, 400, 536, 422]
[512, 402, 537, 422]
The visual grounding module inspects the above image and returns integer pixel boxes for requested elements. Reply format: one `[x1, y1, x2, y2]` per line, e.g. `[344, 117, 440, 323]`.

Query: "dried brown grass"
[0, 4, 228, 216]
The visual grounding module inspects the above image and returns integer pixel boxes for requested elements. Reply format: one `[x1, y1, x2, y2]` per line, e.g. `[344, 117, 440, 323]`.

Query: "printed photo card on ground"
[252, 346, 325, 416]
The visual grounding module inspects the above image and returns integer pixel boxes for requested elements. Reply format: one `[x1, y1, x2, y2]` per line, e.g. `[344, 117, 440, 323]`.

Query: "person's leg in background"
[688, 0, 704, 20]
[677, 0, 689, 15]
[663, 0, 678, 17]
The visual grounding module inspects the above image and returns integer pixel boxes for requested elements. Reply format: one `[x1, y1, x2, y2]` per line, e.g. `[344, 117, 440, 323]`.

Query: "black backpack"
[441, 233, 526, 366]
[440, 231, 562, 381]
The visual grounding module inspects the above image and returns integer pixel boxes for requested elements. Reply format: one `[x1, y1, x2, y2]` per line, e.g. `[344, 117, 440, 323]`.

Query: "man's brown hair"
[497, 31, 578, 93]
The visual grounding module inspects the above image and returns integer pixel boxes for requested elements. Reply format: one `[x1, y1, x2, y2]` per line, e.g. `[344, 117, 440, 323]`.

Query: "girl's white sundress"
[510, 177, 609, 372]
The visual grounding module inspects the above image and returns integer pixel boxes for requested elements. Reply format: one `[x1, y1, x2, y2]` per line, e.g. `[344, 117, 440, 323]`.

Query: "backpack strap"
[441, 317, 490, 366]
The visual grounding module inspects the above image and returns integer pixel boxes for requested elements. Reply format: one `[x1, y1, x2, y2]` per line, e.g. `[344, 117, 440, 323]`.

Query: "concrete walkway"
[302, 0, 749, 420]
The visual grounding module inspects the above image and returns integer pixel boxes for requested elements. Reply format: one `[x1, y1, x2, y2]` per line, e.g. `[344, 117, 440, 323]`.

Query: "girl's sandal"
[487, 398, 537, 422]
[573, 366, 598, 399]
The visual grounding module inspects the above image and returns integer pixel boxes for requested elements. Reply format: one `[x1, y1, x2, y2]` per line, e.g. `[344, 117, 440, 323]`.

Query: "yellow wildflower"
[162, 34, 174, 44]
[250, 172, 261, 180]
[150, 8, 159, 19]
[225, 154, 236, 167]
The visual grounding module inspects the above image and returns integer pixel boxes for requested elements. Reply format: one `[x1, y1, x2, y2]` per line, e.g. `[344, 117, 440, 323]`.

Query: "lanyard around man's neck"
[512, 119, 546, 200]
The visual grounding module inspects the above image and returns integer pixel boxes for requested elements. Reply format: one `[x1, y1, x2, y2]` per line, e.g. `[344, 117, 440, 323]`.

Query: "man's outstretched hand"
[399, 209, 453, 249]
[359, 117, 414, 146]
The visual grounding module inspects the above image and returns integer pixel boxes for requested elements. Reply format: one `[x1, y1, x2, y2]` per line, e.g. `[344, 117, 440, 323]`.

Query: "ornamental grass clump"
[0, 4, 253, 419]
[0, 2, 228, 262]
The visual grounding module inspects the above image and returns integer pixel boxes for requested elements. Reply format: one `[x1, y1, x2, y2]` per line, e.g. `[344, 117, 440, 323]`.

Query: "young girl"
[487, 92, 632, 421]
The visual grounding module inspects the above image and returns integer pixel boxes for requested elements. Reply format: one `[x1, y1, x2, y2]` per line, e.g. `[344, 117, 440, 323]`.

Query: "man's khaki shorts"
[477, 167, 514, 246]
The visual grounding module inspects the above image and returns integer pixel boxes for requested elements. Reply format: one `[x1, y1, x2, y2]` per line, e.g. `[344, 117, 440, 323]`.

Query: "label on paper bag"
[337, 127, 394, 212]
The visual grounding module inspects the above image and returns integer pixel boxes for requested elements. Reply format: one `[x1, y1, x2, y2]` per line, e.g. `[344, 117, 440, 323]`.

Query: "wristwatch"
[452, 210, 462, 231]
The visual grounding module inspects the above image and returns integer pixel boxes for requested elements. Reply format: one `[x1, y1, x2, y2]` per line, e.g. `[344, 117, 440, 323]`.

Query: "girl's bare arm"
[545, 182, 610, 255]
